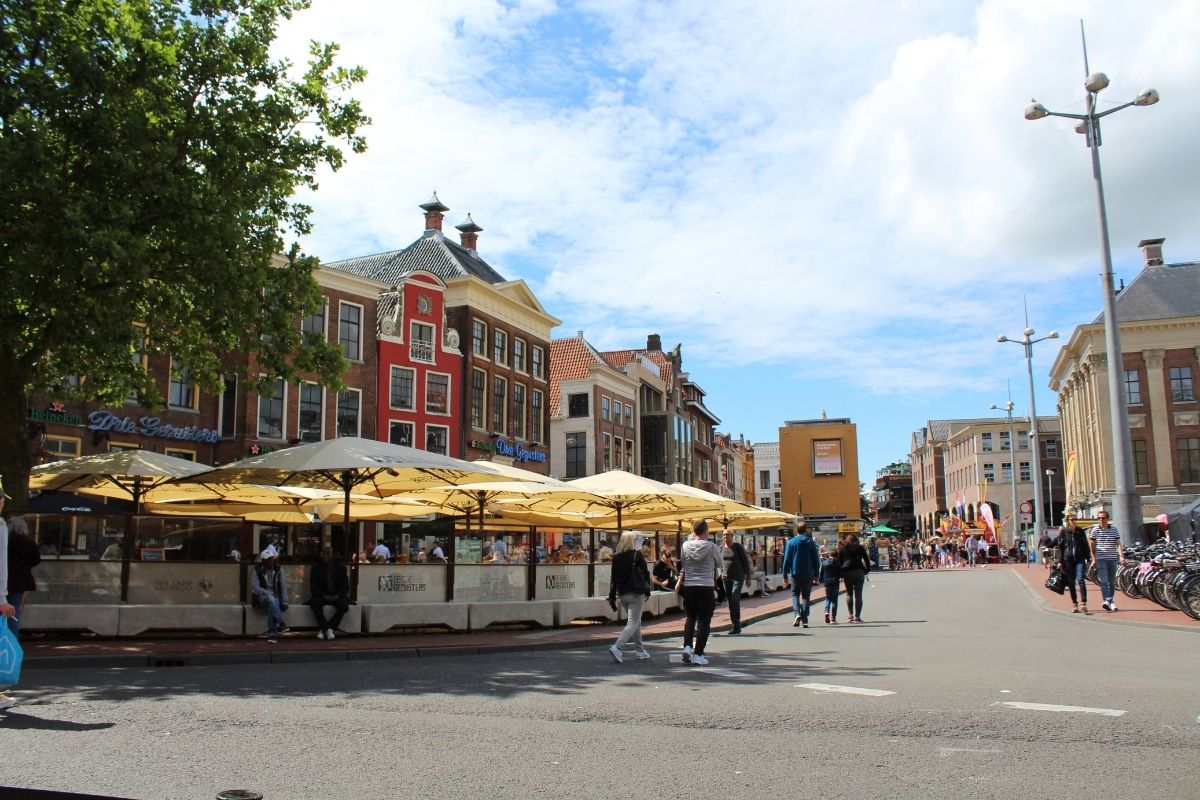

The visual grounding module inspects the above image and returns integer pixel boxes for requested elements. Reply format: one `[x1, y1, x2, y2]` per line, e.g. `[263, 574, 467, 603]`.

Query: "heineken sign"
[88, 409, 220, 444]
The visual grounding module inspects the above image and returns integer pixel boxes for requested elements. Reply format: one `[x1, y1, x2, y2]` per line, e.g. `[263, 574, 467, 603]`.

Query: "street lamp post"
[997, 327, 1058, 543]
[1023, 28, 1155, 546]
[990, 401, 1021, 548]
[1045, 469, 1057, 528]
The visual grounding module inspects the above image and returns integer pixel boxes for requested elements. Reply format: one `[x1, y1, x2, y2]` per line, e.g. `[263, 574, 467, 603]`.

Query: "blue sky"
[277, 0, 1200, 486]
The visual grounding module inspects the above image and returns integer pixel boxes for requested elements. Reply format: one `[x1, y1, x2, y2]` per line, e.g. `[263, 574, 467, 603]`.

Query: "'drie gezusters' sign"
[88, 409, 220, 444]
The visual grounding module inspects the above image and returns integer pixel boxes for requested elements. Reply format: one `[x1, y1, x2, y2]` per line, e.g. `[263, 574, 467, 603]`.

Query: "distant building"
[910, 421, 949, 535]
[682, 375, 721, 493]
[600, 335, 688, 483]
[778, 417, 860, 522]
[752, 442, 780, 511]
[714, 432, 755, 503]
[870, 461, 915, 534]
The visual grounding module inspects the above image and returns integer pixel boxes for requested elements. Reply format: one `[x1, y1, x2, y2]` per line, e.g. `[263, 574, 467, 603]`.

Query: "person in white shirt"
[371, 541, 391, 563]
[489, 537, 508, 563]
[430, 543, 448, 563]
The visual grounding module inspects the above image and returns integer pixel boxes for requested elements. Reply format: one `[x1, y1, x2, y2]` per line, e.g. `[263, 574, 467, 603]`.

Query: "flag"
[1064, 449, 1078, 501]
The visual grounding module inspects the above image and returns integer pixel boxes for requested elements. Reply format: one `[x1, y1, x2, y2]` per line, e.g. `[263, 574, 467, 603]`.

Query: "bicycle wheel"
[1165, 570, 1191, 610]
[1149, 574, 1175, 610]
[1177, 574, 1200, 621]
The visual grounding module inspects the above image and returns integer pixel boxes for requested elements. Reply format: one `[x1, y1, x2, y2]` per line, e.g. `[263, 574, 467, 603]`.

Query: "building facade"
[752, 442, 780, 510]
[779, 417, 861, 523]
[683, 376, 721, 493]
[910, 420, 949, 536]
[870, 461, 915, 534]
[600, 335, 687, 484]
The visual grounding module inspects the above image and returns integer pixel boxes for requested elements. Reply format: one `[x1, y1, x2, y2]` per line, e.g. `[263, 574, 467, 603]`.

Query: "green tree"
[859, 482, 872, 521]
[0, 0, 368, 507]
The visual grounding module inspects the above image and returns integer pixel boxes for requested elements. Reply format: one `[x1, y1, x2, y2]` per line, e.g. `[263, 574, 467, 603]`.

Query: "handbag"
[627, 554, 651, 595]
[1044, 568, 1067, 595]
[0, 623, 24, 688]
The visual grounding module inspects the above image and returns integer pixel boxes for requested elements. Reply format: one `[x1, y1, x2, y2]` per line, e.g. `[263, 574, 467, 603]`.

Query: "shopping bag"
[1044, 568, 1067, 595]
[0, 623, 23, 688]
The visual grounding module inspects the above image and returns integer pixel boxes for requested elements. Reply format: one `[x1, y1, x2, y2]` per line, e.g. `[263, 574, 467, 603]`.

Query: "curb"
[1008, 569, 1200, 634]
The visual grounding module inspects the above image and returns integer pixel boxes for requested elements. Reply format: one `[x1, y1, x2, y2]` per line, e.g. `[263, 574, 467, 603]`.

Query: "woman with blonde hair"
[605, 531, 653, 663]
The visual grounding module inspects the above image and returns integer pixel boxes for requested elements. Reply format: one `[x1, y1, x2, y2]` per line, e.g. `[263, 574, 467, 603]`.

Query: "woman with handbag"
[840, 533, 871, 623]
[678, 519, 723, 666]
[606, 532, 653, 663]
[1056, 513, 1091, 614]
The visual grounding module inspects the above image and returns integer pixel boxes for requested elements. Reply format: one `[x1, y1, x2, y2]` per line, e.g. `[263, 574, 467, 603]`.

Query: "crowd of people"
[885, 534, 998, 570]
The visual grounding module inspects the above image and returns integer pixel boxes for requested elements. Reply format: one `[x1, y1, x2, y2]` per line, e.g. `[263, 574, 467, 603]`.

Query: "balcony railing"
[409, 339, 434, 363]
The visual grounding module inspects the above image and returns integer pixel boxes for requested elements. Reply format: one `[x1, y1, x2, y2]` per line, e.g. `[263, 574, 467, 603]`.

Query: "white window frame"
[531, 345, 544, 380]
[168, 359, 198, 410]
[218, 374, 238, 439]
[298, 381, 325, 443]
[601, 396, 610, 422]
[492, 375, 508, 434]
[302, 303, 328, 339]
[425, 371, 452, 416]
[390, 366, 416, 411]
[389, 420, 414, 448]
[513, 338, 527, 373]
[336, 388, 362, 437]
[531, 389, 544, 443]
[163, 447, 197, 461]
[257, 378, 287, 440]
[512, 383, 526, 439]
[493, 329, 508, 366]
[339, 301, 364, 362]
[425, 424, 450, 455]
[409, 320, 436, 364]
[44, 434, 82, 460]
[472, 319, 488, 359]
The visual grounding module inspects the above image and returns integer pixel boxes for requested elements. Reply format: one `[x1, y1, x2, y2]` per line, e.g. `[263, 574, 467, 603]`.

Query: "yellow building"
[779, 417, 861, 522]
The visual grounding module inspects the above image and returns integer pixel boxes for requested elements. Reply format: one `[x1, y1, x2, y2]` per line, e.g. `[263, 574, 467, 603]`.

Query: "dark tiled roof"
[324, 230, 509, 286]
[1094, 261, 1200, 324]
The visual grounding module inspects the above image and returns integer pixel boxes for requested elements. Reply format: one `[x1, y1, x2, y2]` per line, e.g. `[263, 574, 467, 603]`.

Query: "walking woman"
[606, 532, 653, 663]
[679, 519, 723, 666]
[1056, 512, 1091, 614]
[841, 533, 871, 623]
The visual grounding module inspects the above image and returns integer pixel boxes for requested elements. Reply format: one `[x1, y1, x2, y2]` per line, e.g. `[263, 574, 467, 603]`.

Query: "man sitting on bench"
[309, 546, 350, 640]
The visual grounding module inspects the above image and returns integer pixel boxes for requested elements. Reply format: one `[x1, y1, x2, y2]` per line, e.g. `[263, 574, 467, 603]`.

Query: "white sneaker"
[0, 693, 15, 711]
[1109, 604, 1118, 612]
[326, 630, 336, 640]
[636, 649, 652, 660]
[317, 629, 327, 639]
[609, 644, 624, 663]
[691, 654, 709, 666]
[681, 645, 693, 663]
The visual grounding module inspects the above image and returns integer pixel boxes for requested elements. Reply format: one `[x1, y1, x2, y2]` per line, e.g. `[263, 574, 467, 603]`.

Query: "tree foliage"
[0, 0, 367, 503]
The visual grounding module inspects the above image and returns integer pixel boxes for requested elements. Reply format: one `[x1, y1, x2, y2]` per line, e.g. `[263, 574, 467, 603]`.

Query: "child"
[819, 543, 842, 624]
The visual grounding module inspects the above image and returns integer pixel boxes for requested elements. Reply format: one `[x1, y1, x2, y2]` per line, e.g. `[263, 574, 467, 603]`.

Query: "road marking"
[795, 682, 896, 697]
[939, 747, 1001, 755]
[1000, 701, 1126, 717]
[693, 666, 753, 678]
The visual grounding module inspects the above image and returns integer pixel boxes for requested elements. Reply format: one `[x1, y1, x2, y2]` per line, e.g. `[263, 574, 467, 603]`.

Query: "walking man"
[720, 529, 752, 634]
[1089, 510, 1125, 612]
[781, 524, 820, 628]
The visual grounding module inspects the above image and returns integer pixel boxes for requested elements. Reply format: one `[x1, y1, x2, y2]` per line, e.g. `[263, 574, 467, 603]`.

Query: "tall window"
[219, 374, 238, 438]
[1170, 366, 1195, 402]
[614, 436, 623, 469]
[601, 396, 610, 421]
[410, 321, 434, 363]
[602, 432, 611, 470]
[624, 403, 633, 428]
[299, 383, 323, 442]
[513, 339, 526, 372]
[258, 379, 285, 439]
[982, 463, 995, 481]
[625, 439, 634, 472]
[531, 346, 544, 379]
[512, 384, 526, 439]
[701, 459, 711, 482]
[168, 363, 195, 409]
[390, 367, 415, 410]
[493, 329, 508, 365]
[426, 374, 449, 415]
[1017, 430, 1029, 450]
[981, 432, 993, 452]
[1178, 437, 1200, 483]
[339, 302, 362, 360]
[128, 325, 147, 404]
[302, 304, 326, 339]
[1125, 369, 1142, 405]
[426, 425, 448, 455]
[472, 320, 486, 357]
[470, 368, 487, 429]
[1019, 461, 1031, 482]
[1044, 438, 1059, 459]
[337, 390, 360, 437]
[492, 376, 507, 433]
[1132, 439, 1149, 485]
[1001, 462, 1013, 482]
[566, 434, 587, 479]
[568, 393, 588, 417]
[389, 421, 413, 448]
[999, 431, 1010, 451]
[530, 390, 543, 442]
[759, 470, 770, 490]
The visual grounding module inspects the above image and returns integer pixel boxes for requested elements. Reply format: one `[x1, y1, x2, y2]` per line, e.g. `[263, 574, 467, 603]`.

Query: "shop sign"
[494, 438, 547, 463]
[89, 409, 220, 444]
[469, 439, 494, 452]
[837, 522, 861, 533]
[28, 405, 85, 426]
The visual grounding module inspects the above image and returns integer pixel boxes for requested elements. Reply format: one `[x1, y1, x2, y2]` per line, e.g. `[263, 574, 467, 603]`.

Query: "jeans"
[259, 593, 285, 635]
[723, 577, 744, 631]
[823, 581, 840, 619]
[309, 597, 350, 633]
[682, 585, 716, 656]
[843, 570, 866, 618]
[1095, 559, 1119, 604]
[1065, 561, 1088, 605]
[6, 592, 22, 635]
[789, 574, 813, 622]
[614, 592, 646, 649]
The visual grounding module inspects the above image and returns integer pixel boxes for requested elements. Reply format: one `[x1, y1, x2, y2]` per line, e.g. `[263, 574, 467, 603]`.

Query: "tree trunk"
[0, 356, 33, 512]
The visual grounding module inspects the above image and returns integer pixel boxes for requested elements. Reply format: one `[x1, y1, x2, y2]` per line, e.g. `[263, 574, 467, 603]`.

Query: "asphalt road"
[2, 569, 1198, 800]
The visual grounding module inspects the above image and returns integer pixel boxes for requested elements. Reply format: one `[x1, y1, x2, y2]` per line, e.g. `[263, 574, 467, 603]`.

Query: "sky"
[274, 0, 1200, 487]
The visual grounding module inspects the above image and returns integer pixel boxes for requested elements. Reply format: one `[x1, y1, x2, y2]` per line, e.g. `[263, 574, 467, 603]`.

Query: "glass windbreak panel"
[454, 528, 529, 565]
[24, 561, 122, 604]
[453, 565, 526, 602]
[26, 514, 127, 559]
[533, 528, 592, 565]
[378, 517, 452, 563]
[127, 563, 241, 604]
[130, 517, 243, 561]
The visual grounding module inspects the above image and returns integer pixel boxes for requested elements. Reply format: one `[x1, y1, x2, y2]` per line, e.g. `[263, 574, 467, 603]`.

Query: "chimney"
[419, 192, 449, 232]
[646, 333, 661, 351]
[455, 213, 483, 252]
[1138, 237, 1165, 268]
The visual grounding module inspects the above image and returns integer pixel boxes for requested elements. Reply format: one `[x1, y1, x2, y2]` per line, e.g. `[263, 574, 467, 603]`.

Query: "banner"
[1064, 450, 1078, 502]
[813, 439, 843, 475]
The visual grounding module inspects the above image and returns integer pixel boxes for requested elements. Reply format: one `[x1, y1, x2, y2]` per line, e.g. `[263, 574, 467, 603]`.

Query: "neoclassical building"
[1049, 238, 1200, 524]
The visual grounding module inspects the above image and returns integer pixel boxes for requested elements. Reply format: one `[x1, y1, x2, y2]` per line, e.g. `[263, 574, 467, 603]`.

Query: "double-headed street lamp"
[997, 327, 1058, 541]
[1024, 30, 1156, 545]
[989, 401, 1020, 547]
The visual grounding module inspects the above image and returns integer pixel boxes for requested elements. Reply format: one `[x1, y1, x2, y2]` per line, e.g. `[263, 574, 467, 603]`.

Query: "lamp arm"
[1043, 110, 1087, 121]
[1094, 100, 1138, 119]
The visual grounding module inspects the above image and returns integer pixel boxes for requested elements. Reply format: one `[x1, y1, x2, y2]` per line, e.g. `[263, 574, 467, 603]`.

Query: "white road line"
[693, 667, 753, 678]
[1000, 701, 1127, 717]
[939, 747, 1001, 755]
[795, 682, 896, 697]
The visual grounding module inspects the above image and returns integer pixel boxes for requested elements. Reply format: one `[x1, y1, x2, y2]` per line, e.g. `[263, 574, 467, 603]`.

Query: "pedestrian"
[1038, 529, 1055, 571]
[1017, 538, 1029, 567]
[782, 523, 820, 628]
[0, 482, 20, 711]
[1088, 510, 1124, 612]
[308, 546, 350, 640]
[1056, 512, 1091, 614]
[606, 532, 652, 663]
[820, 542, 842, 624]
[679, 519, 723, 666]
[720, 529, 752, 634]
[840, 533, 871, 623]
[250, 545, 289, 643]
[5, 516, 40, 635]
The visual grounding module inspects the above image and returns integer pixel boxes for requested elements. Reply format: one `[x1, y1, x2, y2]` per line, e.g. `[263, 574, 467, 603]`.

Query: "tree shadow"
[0, 710, 116, 731]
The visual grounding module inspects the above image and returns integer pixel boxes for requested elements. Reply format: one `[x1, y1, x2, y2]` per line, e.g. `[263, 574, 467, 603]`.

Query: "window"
[493, 330, 508, 365]
[492, 376, 507, 433]
[602, 432, 612, 470]
[43, 436, 81, 460]
[339, 302, 362, 360]
[1001, 462, 1013, 482]
[219, 374, 238, 438]
[128, 325, 147, 404]
[299, 382, 324, 443]
[389, 421, 414, 448]
[302, 304, 326, 339]
[760, 470, 770, 490]
[472, 320, 487, 357]
[999, 431, 1010, 451]
[531, 346, 544, 379]
[1125, 369, 1142, 405]
[1019, 461, 1031, 482]
[625, 439, 634, 472]
[568, 393, 589, 418]
[109, 443, 140, 453]
[1170, 366, 1195, 402]
[1044, 438, 1059, 459]
[1017, 430, 1029, 450]
[168, 363, 195, 409]
[1179, 437, 1200, 483]
[390, 367, 415, 411]
[164, 448, 196, 461]
[258, 379, 285, 439]
[530, 390, 543, 442]
[337, 389, 361, 437]
[1132, 439, 1149, 485]
[701, 459, 711, 483]
[513, 339, 526, 372]
[470, 369, 487, 429]
[565, 433, 587, 479]
[512, 384, 526, 439]
[425, 425, 448, 455]
[410, 321, 434, 363]
[981, 432, 993, 452]
[624, 404, 633, 428]
[614, 436, 623, 469]
[982, 463, 995, 481]
[601, 396, 610, 421]
[426, 373, 449, 415]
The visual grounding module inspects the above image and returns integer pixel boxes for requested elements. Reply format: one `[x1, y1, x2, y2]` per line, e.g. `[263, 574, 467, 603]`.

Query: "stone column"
[1142, 348, 1176, 493]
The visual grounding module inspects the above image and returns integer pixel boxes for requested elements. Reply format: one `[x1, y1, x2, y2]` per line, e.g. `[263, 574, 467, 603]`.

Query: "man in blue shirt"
[782, 524, 821, 628]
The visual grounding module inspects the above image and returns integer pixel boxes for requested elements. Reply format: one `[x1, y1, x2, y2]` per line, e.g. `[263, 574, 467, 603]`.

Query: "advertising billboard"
[813, 439, 844, 475]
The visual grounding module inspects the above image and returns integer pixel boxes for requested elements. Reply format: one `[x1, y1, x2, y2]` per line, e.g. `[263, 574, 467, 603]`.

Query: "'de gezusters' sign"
[88, 409, 220, 444]
[494, 438, 547, 463]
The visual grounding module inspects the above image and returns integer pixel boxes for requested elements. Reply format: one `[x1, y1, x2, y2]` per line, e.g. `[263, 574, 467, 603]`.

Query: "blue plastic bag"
[0, 623, 23, 688]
